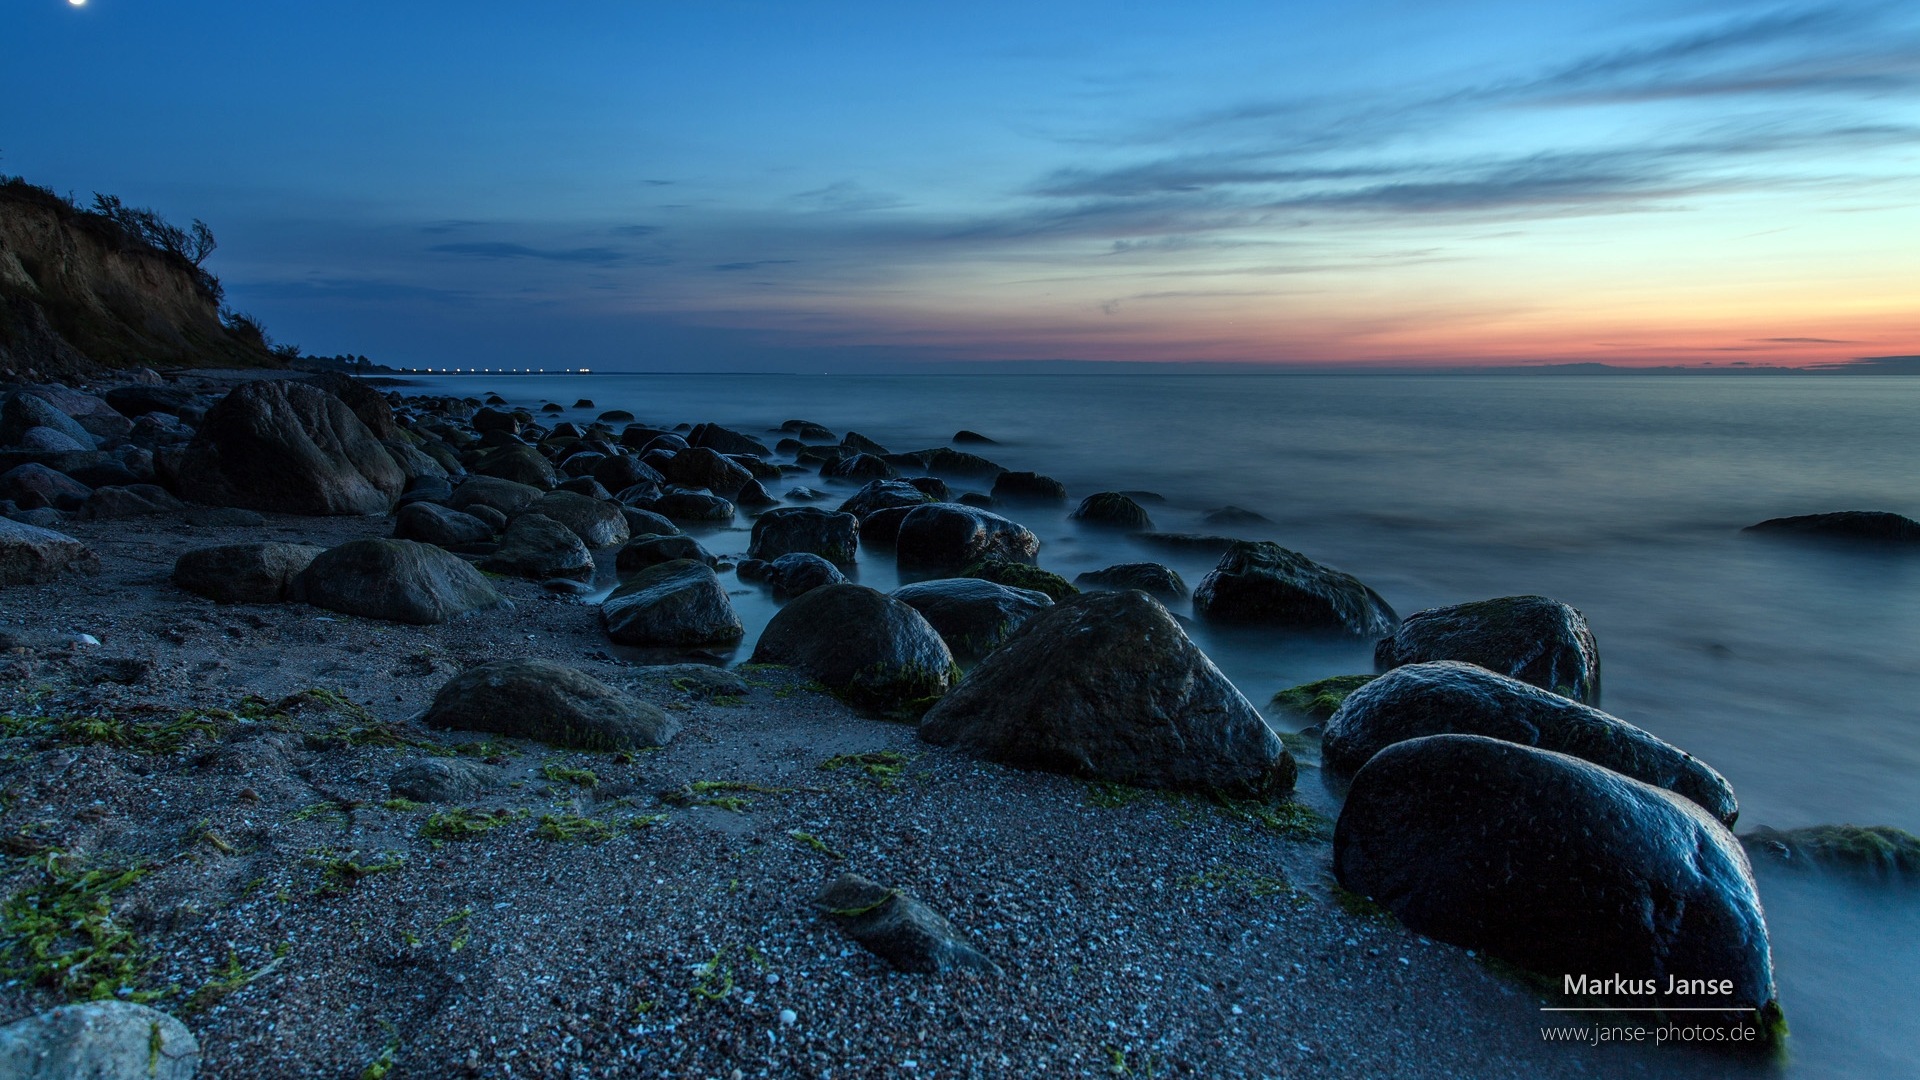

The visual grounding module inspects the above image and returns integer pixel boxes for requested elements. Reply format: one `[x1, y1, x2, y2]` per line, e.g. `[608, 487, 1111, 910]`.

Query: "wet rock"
[955, 492, 993, 509]
[1335, 734, 1777, 1023]
[1204, 505, 1270, 526]
[465, 504, 508, 533]
[1270, 674, 1376, 723]
[602, 560, 743, 646]
[1134, 532, 1242, 557]
[12, 427, 88, 452]
[616, 534, 717, 572]
[0, 1000, 198, 1080]
[1074, 562, 1186, 601]
[470, 443, 558, 489]
[618, 506, 679, 538]
[389, 757, 504, 802]
[0, 518, 96, 587]
[1326, 661, 1737, 825]
[922, 589, 1291, 795]
[836, 479, 933, 519]
[818, 873, 1000, 976]
[822, 452, 898, 481]
[661, 446, 752, 496]
[1194, 540, 1396, 636]
[1743, 511, 1920, 544]
[395, 502, 495, 548]
[1741, 824, 1920, 882]
[448, 475, 543, 517]
[526, 490, 629, 549]
[71, 485, 188, 521]
[779, 419, 836, 441]
[765, 553, 846, 599]
[0, 464, 89, 511]
[1070, 492, 1154, 530]
[425, 659, 678, 750]
[990, 471, 1068, 504]
[735, 479, 777, 509]
[170, 381, 405, 515]
[645, 491, 735, 524]
[173, 542, 325, 604]
[397, 475, 455, 508]
[896, 504, 1039, 575]
[957, 558, 1076, 603]
[784, 486, 827, 501]
[857, 505, 915, 548]
[592, 453, 665, 493]
[750, 584, 954, 716]
[892, 578, 1052, 663]
[748, 506, 860, 564]
[952, 430, 995, 445]
[688, 422, 772, 457]
[480, 513, 594, 581]
[294, 538, 509, 625]
[917, 447, 1004, 478]
[1375, 595, 1601, 704]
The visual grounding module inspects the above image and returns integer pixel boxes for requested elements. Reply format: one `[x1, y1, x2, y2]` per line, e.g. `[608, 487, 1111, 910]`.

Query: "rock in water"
[1335, 734, 1778, 1024]
[892, 578, 1052, 663]
[895, 504, 1039, 575]
[171, 380, 405, 515]
[1193, 540, 1396, 636]
[601, 560, 743, 646]
[765, 553, 846, 599]
[0, 518, 96, 587]
[523, 491, 629, 549]
[990, 471, 1068, 504]
[921, 589, 1293, 796]
[1741, 824, 1920, 882]
[959, 558, 1077, 602]
[1269, 674, 1376, 723]
[173, 542, 325, 604]
[750, 584, 954, 716]
[748, 506, 860, 564]
[615, 534, 717, 572]
[0, 1001, 198, 1080]
[1743, 511, 1920, 544]
[817, 873, 1001, 976]
[836, 479, 933, 520]
[1074, 562, 1186, 601]
[294, 538, 509, 624]
[1374, 595, 1600, 704]
[424, 659, 678, 750]
[1070, 492, 1154, 530]
[480, 513, 594, 581]
[1324, 661, 1737, 825]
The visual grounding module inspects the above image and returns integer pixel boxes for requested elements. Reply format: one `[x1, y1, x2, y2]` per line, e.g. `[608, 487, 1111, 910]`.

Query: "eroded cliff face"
[0, 185, 281, 380]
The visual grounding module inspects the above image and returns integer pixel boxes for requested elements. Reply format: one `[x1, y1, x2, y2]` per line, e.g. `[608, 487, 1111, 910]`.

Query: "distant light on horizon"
[67, 0, 85, 7]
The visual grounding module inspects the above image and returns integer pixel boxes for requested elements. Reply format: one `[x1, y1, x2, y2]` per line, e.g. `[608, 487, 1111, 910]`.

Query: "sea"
[401, 371, 1920, 1080]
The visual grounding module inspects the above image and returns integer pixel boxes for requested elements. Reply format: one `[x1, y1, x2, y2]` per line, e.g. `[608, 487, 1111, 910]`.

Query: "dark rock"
[646, 491, 735, 524]
[0, 463, 89, 511]
[619, 507, 679, 538]
[905, 476, 949, 502]
[779, 420, 835, 441]
[840, 431, 890, 456]
[896, 504, 1039, 574]
[395, 502, 494, 548]
[554, 477, 613, 501]
[1, 392, 94, 449]
[858, 505, 915, 548]
[1375, 595, 1601, 704]
[481, 513, 594, 581]
[70, 485, 187, 520]
[956, 492, 993, 509]
[396, 475, 455, 508]
[1135, 532, 1241, 556]
[766, 552, 847, 599]
[592, 453, 665, 493]
[892, 578, 1053, 663]
[734, 558, 771, 582]
[1071, 492, 1153, 530]
[1194, 541, 1396, 636]
[750, 584, 954, 715]
[465, 504, 508, 533]
[294, 538, 510, 624]
[688, 422, 772, 457]
[728, 454, 783, 481]
[448, 475, 545, 517]
[424, 659, 677, 750]
[616, 534, 717, 572]
[471, 406, 518, 434]
[0, 518, 96, 586]
[1743, 511, 1920, 544]
[784, 486, 826, 501]
[388, 757, 505, 802]
[602, 560, 743, 646]
[573, 399, 594, 409]
[990, 471, 1067, 504]
[748, 506, 860, 564]
[173, 542, 324, 603]
[958, 558, 1076, 602]
[471, 443, 559, 489]
[526, 490, 630, 549]
[735, 478, 777, 509]
[1740, 824, 1920, 882]
[1335, 734, 1777, 1022]
[837, 479, 933, 519]
[171, 381, 405, 515]
[822, 452, 898, 481]
[16, 386, 130, 441]
[638, 663, 751, 699]
[5, 508, 62, 528]
[917, 447, 1004, 478]
[61, 457, 140, 490]
[1075, 562, 1186, 600]
[952, 430, 995, 445]
[1270, 674, 1376, 723]
[1204, 504, 1270, 526]
[0, 1000, 198, 1080]
[104, 384, 197, 418]
[1325, 661, 1737, 825]
[599, 409, 635, 423]
[302, 372, 402, 441]
[818, 873, 1000, 976]
[662, 446, 752, 496]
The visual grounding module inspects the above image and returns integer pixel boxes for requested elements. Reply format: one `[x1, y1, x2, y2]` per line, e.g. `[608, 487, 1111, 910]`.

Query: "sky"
[4, 0, 1919, 371]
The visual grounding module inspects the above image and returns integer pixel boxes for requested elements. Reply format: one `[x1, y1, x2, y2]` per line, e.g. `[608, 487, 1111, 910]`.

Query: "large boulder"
[1070, 492, 1153, 530]
[294, 538, 509, 624]
[1741, 824, 1920, 882]
[837, 479, 933, 519]
[480, 513, 594, 581]
[895, 504, 1039, 575]
[615, 534, 717, 573]
[601, 560, 743, 646]
[1335, 734, 1778, 1025]
[0, 464, 90, 511]
[448, 475, 544, 517]
[1743, 511, 1920, 544]
[173, 542, 324, 604]
[394, 501, 495, 548]
[470, 443, 558, 489]
[990, 471, 1068, 504]
[892, 578, 1053, 663]
[1374, 595, 1600, 704]
[1074, 562, 1186, 601]
[170, 380, 405, 515]
[0, 518, 96, 586]
[748, 506, 860, 564]
[645, 490, 735, 524]
[1193, 540, 1396, 636]
[302, 371, 402, 440]
[1323, 661, 1737, 825]
[424, 659, 678, 750]
[763, 552, 847, 599]
[920, 589, 1292, 796]
[687, 422, 772, 457]
[750, 584, 955, 715]
[526, 490, 630, 549]
[822, 452, 898, 481]
[661, 446, 752, 496]
[0, 1000, 198, 1080]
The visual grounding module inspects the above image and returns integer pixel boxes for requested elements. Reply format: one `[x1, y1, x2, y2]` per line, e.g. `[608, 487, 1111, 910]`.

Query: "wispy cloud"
[430, 242, 628, 264]
[711, 259, 796, 272]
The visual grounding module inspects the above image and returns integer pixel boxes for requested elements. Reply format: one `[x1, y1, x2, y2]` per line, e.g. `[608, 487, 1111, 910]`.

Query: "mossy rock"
[1270, 674, 1376, 722]
[1742, 824, 1920, 882]
[959, 558, 1078, 603]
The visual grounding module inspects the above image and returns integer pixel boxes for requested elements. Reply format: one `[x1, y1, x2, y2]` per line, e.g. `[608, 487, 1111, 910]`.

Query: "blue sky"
[5, 0, 1918, 369]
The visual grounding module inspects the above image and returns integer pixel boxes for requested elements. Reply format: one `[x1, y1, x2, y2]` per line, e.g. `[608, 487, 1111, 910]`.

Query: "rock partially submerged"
[1375, 595, 1600, 704]
[1074, 562, 1186, 601]
[1194, 541, 1396, 637]
[0, 1000, 198, 1080]
[171, 380, 405, 515]
[748, 506, 860, 564]
[1744, 511, 1920, 544]
[921, 590, 1293, 797]
[294, 538, 509, 625]
[1335, 734, 1778, 1026]
[1324, 661, 1736, 825]
[1741, 824, 1920, 882]
[817, 873, 1000, 977]
[424, 659, 678, 750]
[750, 584, 954, 716]
[1070, 492, 1153, 530]
[1269, 674, 1376, 723]
[173, 542, 324, 604]
[896, 504, 1039, 575]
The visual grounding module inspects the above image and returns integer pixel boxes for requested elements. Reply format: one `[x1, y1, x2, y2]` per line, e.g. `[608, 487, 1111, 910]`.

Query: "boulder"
[917, 447, 1004, 478]
[1335, 734, 1778, 1024]
[470, 443, 558, 489]
[395, 502, 495, 548]
[1269, 674, 1376, 723]
[12, 427, 89, 452]
[1204, 505, 1271, 526]
[104, 384, 198, 418]
[750, 584, 955, 715]
[748, 506, 860, 564]
[526, 490, 629, 549]
[958, 558, 1077, 603]
[1741, 824, 1920, 882]
[687, 422, 772, 457]
[822, 452, 898, 481]
[448, 475, 544, 517]
[70, 485, 187, 521]
[388, 757, 505, 802]
[480, 513, 594, 581]
[619, 506, 679, 537]
[601, 560, 743, 646]
[0, 463, 90, 511]
[382, 439, 449, 482]
[616, 534, 717, 572]
[0, 1000, 198, 1080]
[818, 873, 1000, 976]
[989, 471, 1068, 504]
[302, 371, 402, 440]
[1070, 492, 1153, 530]
[896, 504, 1039, 575]
[952, 430, 995, 445]
[170, 381, 404, 515]
[592, 452, 666, 493]
[1, 392, 94, 449]
[294, 538, 509, 624]
[638, 663, 751, 700]
[646, 490, 734, 524]
[1323, 661, 1737, 825]
[892, 578, 1053, 663]
[837, 479, 934, 519]
[1375, 595, 1601, 704]
[0, 518, 96, 586]
[921, 590, 1291, 795]
[857, 505, 916, 548]
[661, 446, 752, 496]
[173, 542, 324, 604]
[424, 659, 678, 750]
[1743, 511, 1920, 544]
[1193, 541, 1396, 636]
[1074, 562, 1186, 601]
[765, 552, 847, 599]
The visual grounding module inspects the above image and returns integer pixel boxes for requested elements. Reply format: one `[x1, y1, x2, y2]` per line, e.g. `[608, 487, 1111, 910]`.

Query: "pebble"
[779, 1009, 797, 1026]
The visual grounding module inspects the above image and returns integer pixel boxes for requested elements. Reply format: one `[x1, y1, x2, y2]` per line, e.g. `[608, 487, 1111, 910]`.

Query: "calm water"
[408, 372, 1920, 1079]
